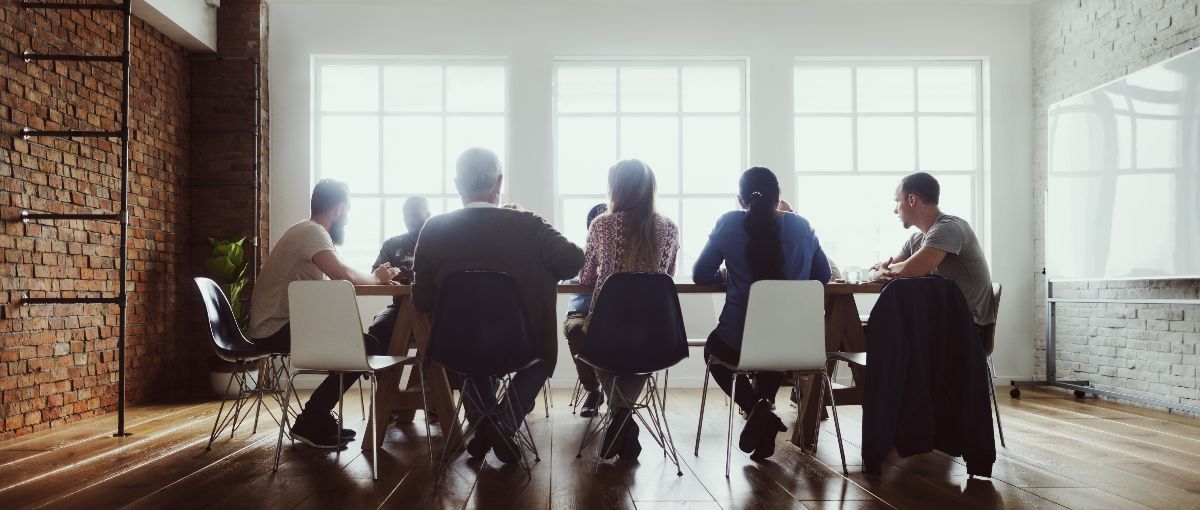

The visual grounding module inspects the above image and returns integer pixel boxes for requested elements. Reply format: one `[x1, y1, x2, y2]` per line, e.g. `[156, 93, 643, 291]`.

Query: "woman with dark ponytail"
[693, 167, 832, 460]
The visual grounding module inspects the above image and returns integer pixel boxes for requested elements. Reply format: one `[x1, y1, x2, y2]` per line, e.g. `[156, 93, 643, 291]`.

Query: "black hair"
[586, 203, 608, 228]
[899, 172, 940, 205]
[311, 179, 350, 215]
[739, 167, 785, 282]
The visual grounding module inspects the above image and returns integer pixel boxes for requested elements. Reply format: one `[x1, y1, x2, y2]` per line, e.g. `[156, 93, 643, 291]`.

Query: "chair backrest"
[194, 277, 257, 359]
[984, 282, 1002, 356]
[737, 280, 826, 372]
[583, 272, 688, 374]
[427, 271, 540, 377]
[287, 280, 370, 371]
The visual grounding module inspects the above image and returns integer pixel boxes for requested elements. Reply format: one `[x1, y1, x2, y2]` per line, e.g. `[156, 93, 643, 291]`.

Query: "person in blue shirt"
[562, 203, 608, 417]
[693, 167, 832, 461]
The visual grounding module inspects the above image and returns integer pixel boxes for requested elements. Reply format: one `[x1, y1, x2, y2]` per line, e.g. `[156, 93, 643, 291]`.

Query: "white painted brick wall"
[1033, 0, 1200, 415]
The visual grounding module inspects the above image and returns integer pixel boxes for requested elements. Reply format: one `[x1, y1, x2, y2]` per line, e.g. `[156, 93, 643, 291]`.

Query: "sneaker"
[291, 414, 349, 449]
[580, 390, 604, 418]
[738, 400, 771, 453]
[484, 420, 521, 464]
[601, 408, 632, 459]
[749, 410, 787, 461]
[323, 412, 357, 439]
[619, 419, 642, 461]
[466, 430, 491, 458]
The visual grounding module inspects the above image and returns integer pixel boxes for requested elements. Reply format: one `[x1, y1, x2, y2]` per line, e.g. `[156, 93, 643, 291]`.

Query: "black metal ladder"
[16, 0, 134, 437]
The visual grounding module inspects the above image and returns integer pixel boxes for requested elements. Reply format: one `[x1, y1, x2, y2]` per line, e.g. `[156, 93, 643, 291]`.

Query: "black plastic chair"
[428, 271, 543, 476]
[195, 277, 295, 451]
[575, 272, 688, 475]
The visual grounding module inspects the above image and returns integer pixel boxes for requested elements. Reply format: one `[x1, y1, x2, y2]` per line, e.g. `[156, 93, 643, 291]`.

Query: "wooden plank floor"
[2, 387, 1199, 509]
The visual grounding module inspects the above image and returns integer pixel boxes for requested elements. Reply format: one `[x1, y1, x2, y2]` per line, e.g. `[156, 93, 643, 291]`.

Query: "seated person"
[579, 160, 678, 460]
[562, 202, 608, 418]
[248, 179, 402, 449]
[365, 196, 431, 344]
[693, 167, 831, 461]
[412, 147, 584, 463]
[867, 171, 996, 339]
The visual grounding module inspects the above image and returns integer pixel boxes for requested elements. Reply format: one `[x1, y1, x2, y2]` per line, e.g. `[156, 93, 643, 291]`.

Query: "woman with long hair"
[693, 167, 832, 460]
[579, 159, 679, 460]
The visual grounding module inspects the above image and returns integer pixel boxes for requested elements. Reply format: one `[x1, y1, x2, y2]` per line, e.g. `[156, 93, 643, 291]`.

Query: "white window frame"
[552, 58, 748, 272]
[311, 56, 509, 264]
[793, 58, 987, 251]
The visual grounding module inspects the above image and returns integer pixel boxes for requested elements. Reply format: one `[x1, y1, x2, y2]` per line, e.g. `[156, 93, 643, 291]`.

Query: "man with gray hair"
[413, 147, 584, 463]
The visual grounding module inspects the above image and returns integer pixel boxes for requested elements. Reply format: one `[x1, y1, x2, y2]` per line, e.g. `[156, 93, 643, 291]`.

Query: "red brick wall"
[0, 1, 191, 440]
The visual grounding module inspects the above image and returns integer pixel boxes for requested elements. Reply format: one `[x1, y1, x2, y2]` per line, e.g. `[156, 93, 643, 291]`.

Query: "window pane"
[795, 175, 914, 267]
[446, 66, 505, 112]
[918, 66, 975, 113]
[682, 117, 742, 193]
[795, 117, 853, 172]
[857, 67, 914, 113]
[621, 117, 680, 193]
[620, 67, 678, 113]
[342, 197, 382, 273]
[936, 175, 974, 225]
[557, 117, 616, 195]
[444, 116, 506, 191]
[919, 117, 977, 171]
[557, 67, 616, 113]
[320, 115, 379, 193]
[794, 67, 852, 113]
[384, 196, 449, 241]
[383, 66, 442, 112]
[320, 65, 378, 112]
[682, 66, 741, 113]
[562, 197, 608, 247]
[857, 117, 914, 172]
[383, 116, 443, 194]
[681, 197, 737, 275]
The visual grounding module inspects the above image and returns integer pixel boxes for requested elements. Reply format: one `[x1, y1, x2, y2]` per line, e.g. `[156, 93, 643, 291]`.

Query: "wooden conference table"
[354, 281, 881, 453]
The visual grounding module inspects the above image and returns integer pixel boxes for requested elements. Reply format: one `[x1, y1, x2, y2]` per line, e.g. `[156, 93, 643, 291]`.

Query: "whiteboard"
[1046, 48, 1200, 280]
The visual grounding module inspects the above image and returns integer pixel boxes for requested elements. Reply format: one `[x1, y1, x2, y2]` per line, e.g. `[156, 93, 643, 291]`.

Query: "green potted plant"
[204, 236, 257, 398]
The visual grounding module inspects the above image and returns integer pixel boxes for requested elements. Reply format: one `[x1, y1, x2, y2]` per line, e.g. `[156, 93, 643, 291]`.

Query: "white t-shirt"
[249, 220, 336, 338]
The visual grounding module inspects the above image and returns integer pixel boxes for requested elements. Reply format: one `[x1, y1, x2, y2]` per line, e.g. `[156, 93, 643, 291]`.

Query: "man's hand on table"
[373, 262, 402, 284]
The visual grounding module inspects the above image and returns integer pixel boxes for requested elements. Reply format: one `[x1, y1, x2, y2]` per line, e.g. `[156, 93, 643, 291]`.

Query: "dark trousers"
[253, 323, 388, 420]
[704, 331, 784, 414]
[563, 312, 599, 391]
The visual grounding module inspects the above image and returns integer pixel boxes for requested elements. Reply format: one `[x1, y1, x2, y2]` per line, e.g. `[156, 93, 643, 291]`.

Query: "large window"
[793, 60, 984, 270]
[314, 59, 507, 270]
[554, 60, 746, 275]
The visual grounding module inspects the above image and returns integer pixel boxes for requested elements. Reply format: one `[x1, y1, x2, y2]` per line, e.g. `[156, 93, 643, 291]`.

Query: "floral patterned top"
[579, 211, 680, 311]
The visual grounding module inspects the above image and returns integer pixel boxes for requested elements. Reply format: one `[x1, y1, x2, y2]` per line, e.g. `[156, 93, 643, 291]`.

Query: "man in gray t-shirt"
[869, 172, 996, 326]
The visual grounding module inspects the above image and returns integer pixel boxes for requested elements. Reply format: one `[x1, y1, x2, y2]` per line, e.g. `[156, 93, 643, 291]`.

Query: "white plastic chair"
[693, 280, 848, 477]
[273, 280, 432, 480]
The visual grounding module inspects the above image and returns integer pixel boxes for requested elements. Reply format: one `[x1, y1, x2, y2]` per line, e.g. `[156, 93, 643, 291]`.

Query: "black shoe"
[619, 419, 641, 460]
[749, 410, 787, 461]
[601, 408, 632, 460]
[485, 420, 521, 464]
[291, 414, 349, 449]
[467, 431, 491, 458]
[580, 390, 604, 418]
[739, 400, 771, 453]
[321, 412, 357, 439]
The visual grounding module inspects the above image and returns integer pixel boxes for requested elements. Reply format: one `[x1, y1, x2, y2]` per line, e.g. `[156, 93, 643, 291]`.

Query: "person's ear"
[493, 174, 504, 194]
[454, 177, 463, 195]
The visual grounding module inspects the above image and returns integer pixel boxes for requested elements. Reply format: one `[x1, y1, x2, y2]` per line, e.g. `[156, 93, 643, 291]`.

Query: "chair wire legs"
[822, 372, 849, 475]
[694, 361, 712, 456]
[575, 373, 683, 476]
[434, 374, 541, 487]
[207, 357, 292, 451]
[987, 357, 1006, 447]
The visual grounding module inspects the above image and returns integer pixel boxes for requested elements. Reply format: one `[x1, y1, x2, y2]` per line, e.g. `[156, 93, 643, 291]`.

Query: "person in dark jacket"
[862, 276, 996, 478]
[365, 196, 431, 344]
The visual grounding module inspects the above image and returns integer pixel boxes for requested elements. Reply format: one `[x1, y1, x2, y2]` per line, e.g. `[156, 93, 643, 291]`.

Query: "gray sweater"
[412, 206, 585, 357]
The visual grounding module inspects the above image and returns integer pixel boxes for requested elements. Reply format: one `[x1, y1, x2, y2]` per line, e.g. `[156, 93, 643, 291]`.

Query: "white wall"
[270, 0, 1034, 387]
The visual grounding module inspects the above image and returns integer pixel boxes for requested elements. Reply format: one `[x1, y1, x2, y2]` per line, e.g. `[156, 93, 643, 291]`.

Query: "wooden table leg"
[364, 298, 464, 453]
[792, 294, 862, 450]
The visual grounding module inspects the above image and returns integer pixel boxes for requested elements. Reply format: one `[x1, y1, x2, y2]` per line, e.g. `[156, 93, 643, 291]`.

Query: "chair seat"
[828, 351, 866, 367]
[213, 348, 275, 364]
[367, 355, 418, 371]
[686, 338, 706, 348]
